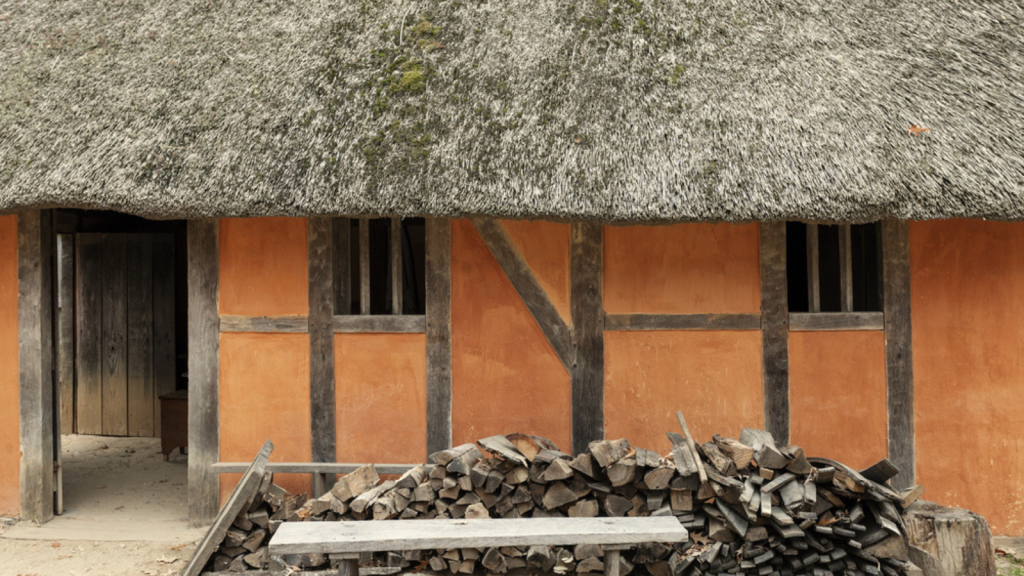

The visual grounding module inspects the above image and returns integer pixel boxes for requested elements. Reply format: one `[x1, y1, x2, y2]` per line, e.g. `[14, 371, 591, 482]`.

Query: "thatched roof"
[1, 0, 1022, 222]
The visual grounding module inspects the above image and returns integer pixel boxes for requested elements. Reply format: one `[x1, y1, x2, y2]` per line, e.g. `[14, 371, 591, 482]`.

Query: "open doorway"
[52, 210, 190, 531]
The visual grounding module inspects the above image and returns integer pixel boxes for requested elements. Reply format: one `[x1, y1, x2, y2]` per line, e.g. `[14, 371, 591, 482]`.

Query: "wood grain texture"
[333, 218, 352, 315]
[392, 217, 403, 315]
[127, 235, 155, 437]
[57, 234, 75, 434]
[152, 234, 176, 433]
[789, 312, 884, 331]
[425, 218, 452, 455]
[570, 222, 604, 456]
[181, 440, 273, 576]
[269, 517, 688, 556]
[604, 313, 760, 331]
[471, 218, 573, 371]
[308, 217, 336, 476]
[839, 224, 854, 312]
[882, 219, 914, 490]
[188, 219, 220, 526]
[759, 222, 790, 445]
[18, 210, 56, 523]
[75, 234, 103, 435]
[219, 315, 309, 333]
[360, 218, 370, 315]
[806, 224, 820, 313]
[211, 462, 432, 475]
[333, 315, 425, 333]
[101, 234, 128, 436]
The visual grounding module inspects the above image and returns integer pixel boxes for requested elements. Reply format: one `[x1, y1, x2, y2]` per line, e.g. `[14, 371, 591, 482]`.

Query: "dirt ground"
[0, 435, 202, 576]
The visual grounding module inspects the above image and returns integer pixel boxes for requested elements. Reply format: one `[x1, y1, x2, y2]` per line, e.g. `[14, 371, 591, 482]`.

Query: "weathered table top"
[269, 516, 688, 556]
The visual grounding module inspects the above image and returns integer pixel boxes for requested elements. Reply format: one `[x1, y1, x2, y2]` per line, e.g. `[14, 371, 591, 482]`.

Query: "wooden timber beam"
[570, 222, 604, 455]
[18, 210, 56, 523]
[308, 217, 337, 493]
[188, 219, 220, 526]
[759, 222, 790, 445]
[882, 219, 914, 490]
[334, 315, 425, 333]
[605, 313, 761, 331]
[789, 312, 884, 332]
[219, 315, 309, 333]
[425, 218, 452, 455]
[471, 218, 573, 372]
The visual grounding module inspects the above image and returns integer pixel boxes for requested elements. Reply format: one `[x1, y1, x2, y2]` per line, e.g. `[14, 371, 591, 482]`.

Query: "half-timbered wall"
[911, 220, 1024, 535]
[603, 223, 764, 451]
[0, 215, 19, 516]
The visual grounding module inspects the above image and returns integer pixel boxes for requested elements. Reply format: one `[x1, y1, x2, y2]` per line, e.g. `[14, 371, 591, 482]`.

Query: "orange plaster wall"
[604, 331, 763, 454]
[911, 220, 1024, 535]
[501, 220, 571, 324]
[604, 223, 761, 314]
[335, 334, 427, 464]
[789, 331, 887, 470]
[219, 218, 308, 316]
[0, 216, 19, 516]
[451, 220, 572, 451]
[219, 333, 311, 501]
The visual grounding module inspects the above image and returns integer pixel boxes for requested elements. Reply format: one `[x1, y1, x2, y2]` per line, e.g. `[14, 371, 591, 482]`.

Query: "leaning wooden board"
[181, 440, 274, 576]
[269, 516, 688, 556]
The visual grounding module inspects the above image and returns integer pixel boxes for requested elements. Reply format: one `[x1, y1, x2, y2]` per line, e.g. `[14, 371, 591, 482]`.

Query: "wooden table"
[159, 390, 188, 460]
[269, 516, 688, 576]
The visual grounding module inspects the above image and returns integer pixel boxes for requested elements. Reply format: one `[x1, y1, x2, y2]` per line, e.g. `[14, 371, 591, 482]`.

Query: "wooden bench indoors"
[268, 516, 688, 576]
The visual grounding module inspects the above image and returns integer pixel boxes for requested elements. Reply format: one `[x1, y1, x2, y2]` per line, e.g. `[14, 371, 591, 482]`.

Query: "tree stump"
[904, 500, 996, 576]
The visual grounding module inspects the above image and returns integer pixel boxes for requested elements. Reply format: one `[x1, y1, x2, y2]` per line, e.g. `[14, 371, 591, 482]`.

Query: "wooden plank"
[425, 218, 452, 455]
[101, 233, 129, 436]
[188, 219, 220, 526]
[604, 313, 760, 331]
[806, 224, 820, 313]
[57, 234, 75, 434]
[392, 217, 403, 315]
[152, 234, 176, 433]
[333, 315, 426, 333]
[18, 210, 56, 523]
[789, 312, 884, 331]
[308, 217, 336, 490]
[839, 224, 854, 312]
[333, 218, 352, 315]
[269, 517, 688, 556]
[759, 222, 790, 445]
[882, 219, 914, 490]
[360, 218, 370, 315]
[75, 234, 104, 435]
[472, 218, 573, 371]
[211, 462, 433, 475]
[570, 222, 604, 456]
[127, 235, 155, 437]
[181, 441, 274, 576]
[219, 315, 309, 333]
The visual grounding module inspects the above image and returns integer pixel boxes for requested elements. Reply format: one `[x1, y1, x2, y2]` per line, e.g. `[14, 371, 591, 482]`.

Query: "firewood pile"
[205, 421, 925, 576]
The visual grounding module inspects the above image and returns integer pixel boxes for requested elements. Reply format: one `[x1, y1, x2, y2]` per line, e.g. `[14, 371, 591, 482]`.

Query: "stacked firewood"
[206, 426, 925, 576]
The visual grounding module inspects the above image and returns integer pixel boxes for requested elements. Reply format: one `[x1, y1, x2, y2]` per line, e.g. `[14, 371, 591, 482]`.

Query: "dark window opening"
[332, 217, 426, 315]
[786, 222, 882, 313]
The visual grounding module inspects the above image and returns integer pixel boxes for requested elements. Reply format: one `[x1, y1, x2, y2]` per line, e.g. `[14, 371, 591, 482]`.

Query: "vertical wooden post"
[806, 224, 820, 313]
[57, 234, 75, 435]
[391, 218, 403, 315]
[570, 222, 604, 456]
[839, 224, 854, 312]
[760, 222, 790, 445]
[425, 218, 452, 455]
[188, 219, 220, 526]
[308, 217, 336, 495]
[359, 219, 371, 315]
[333, 218, 352, 315]
[882, 219, 914, 490]
[18, 210, 56, 523]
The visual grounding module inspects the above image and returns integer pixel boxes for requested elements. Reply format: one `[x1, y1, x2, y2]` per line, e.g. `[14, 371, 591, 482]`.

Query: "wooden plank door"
[75, 233, 175, 437]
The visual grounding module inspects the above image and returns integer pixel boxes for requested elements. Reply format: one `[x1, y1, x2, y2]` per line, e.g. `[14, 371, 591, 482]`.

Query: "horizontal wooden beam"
[211, 462, 430, 475]
[333, 315, 426, 333]
[604, 313, 761, 331]
[219, 315, 309, 333]
[789, 312, 884, 332]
